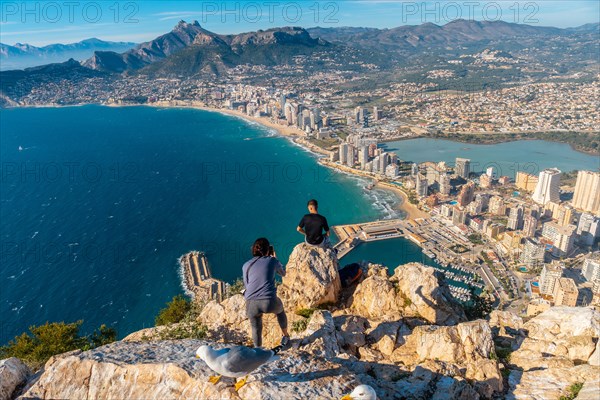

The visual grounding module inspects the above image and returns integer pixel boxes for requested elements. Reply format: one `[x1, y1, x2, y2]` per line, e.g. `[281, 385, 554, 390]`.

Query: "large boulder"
[392, 263, 466, 326]
[348, 266, 402, 320]
[507, 364, 600, 400]
[0, 357, 31, 400]
[278, 243, 341, 311]
[510, 306, 600, 369]
[391, 320, 503, 397]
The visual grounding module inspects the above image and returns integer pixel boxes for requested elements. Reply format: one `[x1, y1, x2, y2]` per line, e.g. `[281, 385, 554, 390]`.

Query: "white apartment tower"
[532, 168, 561, 205]
[572, 171, 600, 215]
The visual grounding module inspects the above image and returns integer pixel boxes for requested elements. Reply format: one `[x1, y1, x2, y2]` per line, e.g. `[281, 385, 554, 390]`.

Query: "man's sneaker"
[280, 335, 290, 347]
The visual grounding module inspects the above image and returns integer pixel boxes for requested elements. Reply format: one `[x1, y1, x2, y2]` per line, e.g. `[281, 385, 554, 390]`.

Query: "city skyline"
[1, 0, 598, 46]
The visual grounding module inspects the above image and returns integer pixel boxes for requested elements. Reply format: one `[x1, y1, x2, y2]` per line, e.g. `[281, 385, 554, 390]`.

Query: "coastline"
[4, 102, 597, 156]
[319, 160, 428, 221]
[374, 182, 429, 220]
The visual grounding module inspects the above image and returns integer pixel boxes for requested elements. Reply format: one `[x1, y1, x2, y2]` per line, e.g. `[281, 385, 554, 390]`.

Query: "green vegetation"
[495, 346, 513, 363]
[153, 296, 208, 341]
[0, 321, 116, 370]
[225, 278, 245, 299]
[291, 319, 309, 333]
[559, 382, 584, 400]
[560, 170, 579, 186]
[295, 308, 316, 319]
[449, 244, 469, 254]
[407, 190, 419, 205]
[155, 295, 192, 326]
[468, 233, 484, 245]
[464, 288, 494, 320]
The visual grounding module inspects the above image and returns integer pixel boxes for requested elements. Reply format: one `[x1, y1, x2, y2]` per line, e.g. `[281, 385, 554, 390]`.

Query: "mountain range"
[0, 38, 136, 71]
[82, 20, 344, 76]
[1, 19, 598, 102]
[80, 19, 598, 77]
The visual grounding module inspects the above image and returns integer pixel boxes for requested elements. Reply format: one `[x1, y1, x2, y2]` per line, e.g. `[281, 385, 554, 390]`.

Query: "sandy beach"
[375, 182, 429, 220]
[319, 160, 429, 221]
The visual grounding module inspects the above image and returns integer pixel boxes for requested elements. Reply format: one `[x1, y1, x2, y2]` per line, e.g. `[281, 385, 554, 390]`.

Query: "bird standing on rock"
[196, 344, 283, 391]
[341, 384, 378, 400]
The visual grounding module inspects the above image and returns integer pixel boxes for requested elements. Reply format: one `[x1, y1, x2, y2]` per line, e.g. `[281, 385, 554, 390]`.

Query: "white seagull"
[196, 344, 282, 391]
[341, 384, 378, 400]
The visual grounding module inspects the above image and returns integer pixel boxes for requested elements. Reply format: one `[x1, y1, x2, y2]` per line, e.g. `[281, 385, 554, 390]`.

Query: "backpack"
[339, 263, 363, 288]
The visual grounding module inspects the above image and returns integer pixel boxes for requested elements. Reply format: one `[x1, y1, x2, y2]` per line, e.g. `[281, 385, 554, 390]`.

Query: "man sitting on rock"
[242, 238, 290, 348]
[297, 199, 331, 248]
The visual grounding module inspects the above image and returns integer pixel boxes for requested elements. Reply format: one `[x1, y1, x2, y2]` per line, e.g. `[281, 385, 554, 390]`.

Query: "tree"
[464, 288, 494, 320]
[155, 295, 192, 326]
[0, 321, 116, 370]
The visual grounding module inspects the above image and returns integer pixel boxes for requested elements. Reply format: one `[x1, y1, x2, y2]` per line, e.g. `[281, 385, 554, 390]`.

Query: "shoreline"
[4, 102, 596, 156]
[319, 160, 428, 221]
[154, 100, 429, 222]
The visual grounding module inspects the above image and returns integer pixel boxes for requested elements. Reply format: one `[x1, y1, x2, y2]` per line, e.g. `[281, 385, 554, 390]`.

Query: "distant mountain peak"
[175, 20, 201, 29]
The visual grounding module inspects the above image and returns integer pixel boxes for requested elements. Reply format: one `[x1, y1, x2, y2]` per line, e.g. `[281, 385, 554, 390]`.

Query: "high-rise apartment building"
[540, 262, 563, 295]
[455, 158, 471, 179]
[572, 170, 600, 215]
[532, 168, 561, 205]
[577, 213, 600, 246]
[508, 205, 524, 230]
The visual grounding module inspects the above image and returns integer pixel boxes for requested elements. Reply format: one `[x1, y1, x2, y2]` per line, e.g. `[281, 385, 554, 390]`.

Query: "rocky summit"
[4, 243, 600, 399]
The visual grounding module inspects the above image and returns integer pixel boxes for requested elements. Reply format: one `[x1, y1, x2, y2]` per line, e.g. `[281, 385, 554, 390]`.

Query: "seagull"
[196, 344, 282, 391]
[341, 384, 378, 400]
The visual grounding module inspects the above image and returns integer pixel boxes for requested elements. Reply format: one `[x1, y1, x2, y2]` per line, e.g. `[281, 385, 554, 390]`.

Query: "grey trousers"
[246, 297, 288, 347]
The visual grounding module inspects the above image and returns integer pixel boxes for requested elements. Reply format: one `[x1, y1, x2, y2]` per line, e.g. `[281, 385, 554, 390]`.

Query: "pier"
[333, 218, 423, 258]
[180, 251, 226, 303]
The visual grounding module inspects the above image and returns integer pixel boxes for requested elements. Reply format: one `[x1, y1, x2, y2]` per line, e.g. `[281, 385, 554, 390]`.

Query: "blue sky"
[1, 1, 598, 46]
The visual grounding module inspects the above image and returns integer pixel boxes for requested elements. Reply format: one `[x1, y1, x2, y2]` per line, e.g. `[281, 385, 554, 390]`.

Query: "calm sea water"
[1, 106, 596, 344]
[0, 105, 396, 344]
[382, 138, 599, 178]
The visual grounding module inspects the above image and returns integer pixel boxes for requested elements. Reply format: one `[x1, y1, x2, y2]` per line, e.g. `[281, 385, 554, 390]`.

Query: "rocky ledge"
[4, 243, 600, 399]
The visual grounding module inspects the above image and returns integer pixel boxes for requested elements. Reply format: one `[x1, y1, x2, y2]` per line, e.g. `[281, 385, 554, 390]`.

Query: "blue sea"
[1, 105, 597, 344]
[0, 105, 397, 343]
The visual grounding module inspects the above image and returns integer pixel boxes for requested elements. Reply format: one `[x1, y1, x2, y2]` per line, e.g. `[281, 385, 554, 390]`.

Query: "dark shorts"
[245, 297, 284, 318]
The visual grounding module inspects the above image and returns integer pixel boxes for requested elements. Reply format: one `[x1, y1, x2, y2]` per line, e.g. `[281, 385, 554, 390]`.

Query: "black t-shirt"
[299, 213, 329, 245]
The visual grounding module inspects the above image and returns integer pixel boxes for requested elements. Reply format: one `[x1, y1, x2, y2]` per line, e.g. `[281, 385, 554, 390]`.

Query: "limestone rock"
[589, 339, 600, 367]
[507, 364, 600, 400]
[278, 243, 341, 311]
[122, 325, 174, 341]
[392, 263, 466, 326]
[18, 339, 394, 400]
[0, 358, 31, 400]
[391, 320, 502, 397]
[334, 315, 369, 354]
[297, 310, 341, 358]
[349, 266, 401, 320]
[576, 378, 600, 400]
[198, 295, 252, 345]
[488, 310, 523, 332]
[511, 306, 600, 369]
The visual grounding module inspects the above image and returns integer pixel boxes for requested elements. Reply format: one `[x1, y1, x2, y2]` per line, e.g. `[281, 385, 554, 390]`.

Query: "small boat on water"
[363, 182, 375, 191]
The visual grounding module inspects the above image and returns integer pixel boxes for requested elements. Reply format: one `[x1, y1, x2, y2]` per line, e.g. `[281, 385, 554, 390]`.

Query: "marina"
[333, 217, 485, 301]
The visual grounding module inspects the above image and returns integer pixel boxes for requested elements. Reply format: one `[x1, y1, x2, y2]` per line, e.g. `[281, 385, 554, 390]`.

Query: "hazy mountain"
[306, 19, 588, 53]
[0, 39, 136, 71]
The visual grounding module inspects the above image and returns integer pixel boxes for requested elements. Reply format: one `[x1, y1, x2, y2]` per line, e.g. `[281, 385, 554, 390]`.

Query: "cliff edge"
[4, 243, 600, 399]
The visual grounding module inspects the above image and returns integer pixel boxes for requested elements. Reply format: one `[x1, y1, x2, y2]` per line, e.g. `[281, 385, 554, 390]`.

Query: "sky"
[1, 0, 598, 46]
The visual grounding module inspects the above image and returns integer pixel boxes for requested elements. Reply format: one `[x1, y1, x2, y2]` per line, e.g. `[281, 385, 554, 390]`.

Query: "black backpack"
[339, 263, 363, 288]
